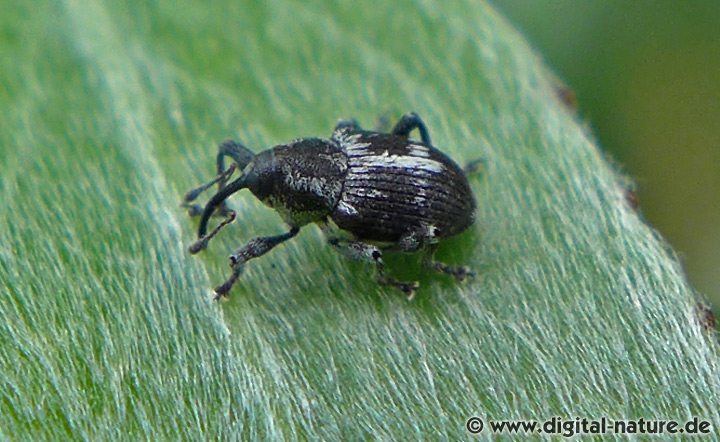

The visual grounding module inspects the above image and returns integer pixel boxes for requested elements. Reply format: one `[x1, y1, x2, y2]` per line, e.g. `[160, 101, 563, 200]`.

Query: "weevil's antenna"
[182, 163, 237, 208]
[183, 140, 255, 216]
[188, 175, 248, 254]
[216, 140, 254, 177]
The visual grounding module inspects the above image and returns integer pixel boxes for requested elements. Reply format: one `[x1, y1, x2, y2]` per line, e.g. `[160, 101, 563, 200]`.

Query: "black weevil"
[183, 113, 477, 300]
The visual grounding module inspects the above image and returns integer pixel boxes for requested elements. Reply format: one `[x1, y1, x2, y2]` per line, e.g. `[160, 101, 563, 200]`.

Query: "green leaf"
[1, 0, 718, 439]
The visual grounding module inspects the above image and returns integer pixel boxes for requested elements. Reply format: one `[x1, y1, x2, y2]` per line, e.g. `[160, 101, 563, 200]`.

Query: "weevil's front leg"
[391, 112, 432, 145]
[334, 114, 392, 134]
[324, 234, 419, 300]
[213, 226, 300, 299]
[334, 118, 362, 132]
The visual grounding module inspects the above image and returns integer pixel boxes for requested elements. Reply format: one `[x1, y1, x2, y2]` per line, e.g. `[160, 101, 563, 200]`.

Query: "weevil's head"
[237, 149, 277, 202]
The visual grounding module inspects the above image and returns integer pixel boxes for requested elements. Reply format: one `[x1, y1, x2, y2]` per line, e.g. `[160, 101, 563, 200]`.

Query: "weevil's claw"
[454, 266, 474, 282]
[186, 204, 203, 217]
[212, 289, 228, 301]
[403, 281, 420, 301]
[464, 158, 485, 175]
[189, 210, 237, 255]
[185, 202, 231, 218]
[213, 266, 244, 300]
[213, 281, 233, 300]
[189, 238, 208, 254]
[183, 187, 205, 204]
[215, 204, 234, 217]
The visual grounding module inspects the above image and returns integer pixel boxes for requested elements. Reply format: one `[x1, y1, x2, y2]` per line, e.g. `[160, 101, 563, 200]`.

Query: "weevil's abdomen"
[331, 130, 475, 242]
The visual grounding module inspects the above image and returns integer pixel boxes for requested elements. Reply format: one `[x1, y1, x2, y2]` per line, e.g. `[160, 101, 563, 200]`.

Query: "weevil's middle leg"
[322, 228, 419, 299]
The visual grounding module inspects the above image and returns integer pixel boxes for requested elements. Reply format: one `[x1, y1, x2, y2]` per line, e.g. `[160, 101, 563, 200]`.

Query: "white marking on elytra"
[412, 175, 430, 204]
[413, 195, 427, 205]
[333, 129, 371, 155]
[366, 188, 387, 199]
[348, 187, 389, 199]
[425, 224, 439, 239]
[337, 200, 358, 216]
[335, 128, 445, 208]
[335, 131, 444, 174]
[349, 155, 445, 174]
[407, 144, 431, 158]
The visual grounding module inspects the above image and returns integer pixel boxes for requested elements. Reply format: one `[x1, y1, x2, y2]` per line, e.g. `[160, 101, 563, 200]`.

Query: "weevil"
[183, 112, 477, 300]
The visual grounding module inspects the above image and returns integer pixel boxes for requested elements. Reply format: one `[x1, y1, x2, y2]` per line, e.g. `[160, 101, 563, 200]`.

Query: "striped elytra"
[332, 130, 475, 242]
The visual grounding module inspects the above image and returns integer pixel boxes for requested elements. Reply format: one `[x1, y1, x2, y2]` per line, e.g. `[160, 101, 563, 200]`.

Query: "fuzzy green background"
[495, 0, 720, 310]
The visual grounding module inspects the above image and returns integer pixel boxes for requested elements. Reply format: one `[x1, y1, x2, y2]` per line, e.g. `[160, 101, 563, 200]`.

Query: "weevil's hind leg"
[391, 112, 432, 145]
[319, 223, 419, 299]
[213, 226, 300, 300]
[422, 243, 474, 282]
[334, 118, 362, 133]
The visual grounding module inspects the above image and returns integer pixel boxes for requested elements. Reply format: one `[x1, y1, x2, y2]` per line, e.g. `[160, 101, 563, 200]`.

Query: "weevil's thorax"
[244, 137, 348, 226]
